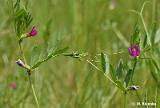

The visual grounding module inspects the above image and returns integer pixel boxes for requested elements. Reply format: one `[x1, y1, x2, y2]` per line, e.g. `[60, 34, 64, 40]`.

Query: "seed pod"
[127, 85, 140, 91]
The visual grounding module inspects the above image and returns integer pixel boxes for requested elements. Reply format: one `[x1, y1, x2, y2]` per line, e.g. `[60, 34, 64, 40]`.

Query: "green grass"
[0, 0, 160, 108]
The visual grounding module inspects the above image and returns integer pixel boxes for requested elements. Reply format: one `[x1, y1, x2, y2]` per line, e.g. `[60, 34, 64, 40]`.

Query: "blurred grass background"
[0, 0, 160, 107]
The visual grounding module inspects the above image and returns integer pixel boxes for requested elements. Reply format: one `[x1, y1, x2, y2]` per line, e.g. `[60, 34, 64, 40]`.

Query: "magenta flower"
[9, 82, 17, 89]
[128, 45, 140, 57]
[27, 26, 37, 37]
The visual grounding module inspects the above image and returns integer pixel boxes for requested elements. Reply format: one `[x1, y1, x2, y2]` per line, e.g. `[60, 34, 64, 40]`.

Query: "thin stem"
[131, 58, 137, 82]
[124, 93, 127, 108]
[131, 58, 141, 107]
[19, 39, 27, 63]
[140, 1, 149, 14]
[28, 74, 40, 108]
[18, 40, 40, 108]
[156, 86, 160, 107]
[129, 1, 151, 46]
[86, 59, 101, 72]
[86, 59, 122, 91]
[140, 13, 151, 46]
[155, 86, 157, 108]
[152, 0, 156, 22]
[122, 3, 155, 47]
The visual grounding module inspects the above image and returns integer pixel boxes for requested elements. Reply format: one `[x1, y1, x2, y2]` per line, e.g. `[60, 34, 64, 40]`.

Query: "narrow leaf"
[30, 46, 41, 66]
[152, 58, 160, 71]
[101, 53, 109, 74]
[131, 25, 140, 44]
[115, 80, 125, 92]
[31, 47, 69, 69]
[124, 69, 132, 87]
[116, 59, 123, 79]
[143, 34, 147, 48]
[109, 64, 116, 81]
[155, 28, 160, 44]
[149, 59, 159, 83]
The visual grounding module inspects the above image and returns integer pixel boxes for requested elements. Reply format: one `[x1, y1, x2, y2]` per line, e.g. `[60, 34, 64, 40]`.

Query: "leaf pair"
[30, 44, 68, 70]
[100, 53, 126, 91]
[100, 53, 134, 91]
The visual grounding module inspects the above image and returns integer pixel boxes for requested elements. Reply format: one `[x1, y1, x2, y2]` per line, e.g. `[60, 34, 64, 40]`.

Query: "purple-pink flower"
[128, 45, 140, 57]
[27, 26, 37, 37]
[9, 82, 17, 89]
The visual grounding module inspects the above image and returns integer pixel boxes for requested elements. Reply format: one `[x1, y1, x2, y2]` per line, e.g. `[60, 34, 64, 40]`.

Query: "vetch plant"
[86, 4, 160, 106]
[3, 0, 159, 107]
[86, 34, 142, 108]
[13, 3, 39, 105]
[10, 0, 81, 107]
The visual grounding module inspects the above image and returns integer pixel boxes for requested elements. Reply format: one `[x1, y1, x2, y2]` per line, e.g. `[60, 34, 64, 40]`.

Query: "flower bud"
[16, 59, 25, 68]
[27, 26, 37, 37]
[128, 45, 140, 57]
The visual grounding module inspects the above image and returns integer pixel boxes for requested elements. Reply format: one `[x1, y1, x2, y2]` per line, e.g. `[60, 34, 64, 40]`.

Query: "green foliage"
[116, 59, 124, 79]
[31, 46, 69, 69]
[100, 53, 109, 75]
[109, 64, 116, 82]
[43, 19, 53, 43]
[115, 80, 125, 92]
[149, 58, 160, 84]
[142, 34, 147, 48]
[154, 28, 160, 44]
[151, 58, 160, 72]
[149, 60, 159, 83]
[1, 0, 160, 108]
[13, 0, 32, 37]
[130, 25, 140, 45]
[30, 46, 41, 66]
[150, 23, 157, 44]
[64, 52, 88, 60]
[124, 69, 132, 87]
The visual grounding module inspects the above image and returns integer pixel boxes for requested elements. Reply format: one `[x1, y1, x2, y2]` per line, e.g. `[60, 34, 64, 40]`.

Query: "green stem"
[28, 73, 40, 108]
[140, 14, 152, 46]
[124, 92, 127, 108]
[139, 1, 151, 46]
[131, 58, 137, 82]
[19, 39, 27, 63]
[131, 58, 141, 107]
[18, 39, 40, 108]
[86, 60, 117, 87]
[156, 86, 160, 107]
